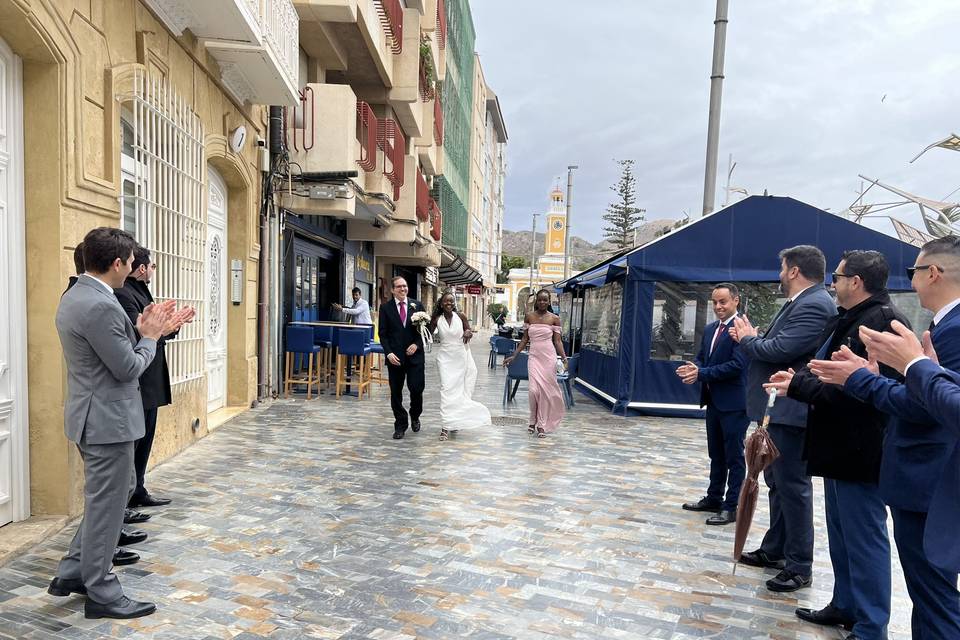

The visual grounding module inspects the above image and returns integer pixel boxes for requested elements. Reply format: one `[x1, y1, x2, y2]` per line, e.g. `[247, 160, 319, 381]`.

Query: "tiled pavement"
[0, 333, 913, 639]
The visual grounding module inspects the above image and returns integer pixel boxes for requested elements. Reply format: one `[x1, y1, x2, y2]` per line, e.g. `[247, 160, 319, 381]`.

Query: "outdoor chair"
[502, 352, 529, 407]
[557, 353, 580, 409]
[284, 325, 322, 399]
[335, 328, 372, 399]
[312, 325, 334, 388]
[489, 336, 515, 369]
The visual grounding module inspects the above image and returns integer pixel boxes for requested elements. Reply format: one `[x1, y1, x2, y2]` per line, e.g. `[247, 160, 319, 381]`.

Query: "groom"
[378, 276, 427, 439]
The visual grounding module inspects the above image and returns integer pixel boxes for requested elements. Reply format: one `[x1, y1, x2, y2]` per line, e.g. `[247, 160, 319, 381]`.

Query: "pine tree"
[602, 159, 645, 250]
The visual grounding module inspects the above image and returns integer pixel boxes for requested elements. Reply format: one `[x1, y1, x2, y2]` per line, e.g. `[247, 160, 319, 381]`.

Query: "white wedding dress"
[435, 313, 492, 431]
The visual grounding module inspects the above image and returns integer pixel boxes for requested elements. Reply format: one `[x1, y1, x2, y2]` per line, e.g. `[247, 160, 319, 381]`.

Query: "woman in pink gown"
[504, 290, 568, 437]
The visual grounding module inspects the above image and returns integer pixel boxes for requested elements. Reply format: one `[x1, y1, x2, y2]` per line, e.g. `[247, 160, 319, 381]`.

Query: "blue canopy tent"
[557, 196, 925, 417]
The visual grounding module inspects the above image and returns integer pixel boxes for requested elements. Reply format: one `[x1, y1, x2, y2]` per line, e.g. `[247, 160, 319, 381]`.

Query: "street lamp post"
[701, 0, 730, 216]
[563, 165, 578, 280]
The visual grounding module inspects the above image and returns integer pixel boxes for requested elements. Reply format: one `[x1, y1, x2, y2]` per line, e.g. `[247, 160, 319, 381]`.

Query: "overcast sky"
[471, 1, 960, 245]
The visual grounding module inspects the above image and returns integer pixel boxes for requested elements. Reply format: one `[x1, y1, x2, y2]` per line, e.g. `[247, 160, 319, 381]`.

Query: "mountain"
[500, 219, 677, 272]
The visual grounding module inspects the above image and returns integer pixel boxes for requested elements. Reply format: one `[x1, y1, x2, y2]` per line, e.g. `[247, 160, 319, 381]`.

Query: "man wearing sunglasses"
[807, 235, 960, 638]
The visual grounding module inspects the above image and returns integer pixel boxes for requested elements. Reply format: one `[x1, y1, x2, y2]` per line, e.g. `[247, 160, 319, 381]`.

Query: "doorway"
[205, 166, 228, 412]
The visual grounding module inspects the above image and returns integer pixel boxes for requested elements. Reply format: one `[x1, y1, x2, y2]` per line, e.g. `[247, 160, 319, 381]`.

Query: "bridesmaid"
[504, 290, 568, 438]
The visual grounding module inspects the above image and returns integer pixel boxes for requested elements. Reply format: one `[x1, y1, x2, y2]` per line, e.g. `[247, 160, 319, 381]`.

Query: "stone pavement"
[0, 334, 913, 639]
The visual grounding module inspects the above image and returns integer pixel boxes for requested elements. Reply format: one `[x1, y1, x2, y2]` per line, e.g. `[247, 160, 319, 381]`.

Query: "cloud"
[472, 1, 960, 242]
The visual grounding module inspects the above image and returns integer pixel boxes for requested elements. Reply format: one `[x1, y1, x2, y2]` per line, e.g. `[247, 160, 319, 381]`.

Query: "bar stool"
[335, 328, 372, 399]
[284, 325, 322, 399]
[313, 325, 334, 388]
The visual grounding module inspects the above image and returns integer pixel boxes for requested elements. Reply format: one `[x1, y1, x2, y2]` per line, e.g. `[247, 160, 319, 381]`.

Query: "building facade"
[0, 0, 293, 526]
[503, 187, 570, 321]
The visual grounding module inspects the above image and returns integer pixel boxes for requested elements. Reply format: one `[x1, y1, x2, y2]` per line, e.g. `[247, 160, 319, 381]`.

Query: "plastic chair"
[284, 325, 323, 399]
[502, 352, 529, 407]
[490, 336, 515, 369]
[335, 328, 372, 399]
[557, 353, 580, 409]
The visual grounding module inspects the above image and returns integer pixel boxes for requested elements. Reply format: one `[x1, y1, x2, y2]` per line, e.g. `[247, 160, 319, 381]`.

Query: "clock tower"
[544, 185, 566, 256]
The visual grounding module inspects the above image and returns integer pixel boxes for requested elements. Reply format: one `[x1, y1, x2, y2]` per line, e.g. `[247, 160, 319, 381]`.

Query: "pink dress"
[525, 324, 565, 433]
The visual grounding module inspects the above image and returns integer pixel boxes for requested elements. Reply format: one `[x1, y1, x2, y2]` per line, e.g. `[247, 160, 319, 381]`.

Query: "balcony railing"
[356, 101, 379, 172]
[433, 93, 444, 146]
[416, 169, 430, 221]
[377, 117, 406, 202]
[286, 86, 315, 151]
[260, 0, 300, 88]
[429, 198, 442, 241]
[419, 57, 435, 102]
[437, 0, 447, 50]
[374, 0, 404, 55]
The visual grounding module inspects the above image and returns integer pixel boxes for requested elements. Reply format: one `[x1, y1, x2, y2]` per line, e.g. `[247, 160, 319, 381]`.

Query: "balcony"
[278, 84, 405, 220]
[429, 198, 442, 241]
[388, 6, 426, 138]
[145, 0, 300, 105]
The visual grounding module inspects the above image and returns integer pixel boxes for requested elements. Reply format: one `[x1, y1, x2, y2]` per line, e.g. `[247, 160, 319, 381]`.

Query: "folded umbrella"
[733, 388, 781, 568]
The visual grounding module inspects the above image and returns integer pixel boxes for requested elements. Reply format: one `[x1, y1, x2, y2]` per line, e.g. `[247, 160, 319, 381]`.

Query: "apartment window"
[119, 68, 205, 387]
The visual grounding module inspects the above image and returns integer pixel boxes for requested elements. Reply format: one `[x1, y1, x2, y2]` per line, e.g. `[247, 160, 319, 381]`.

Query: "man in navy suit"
[677, 283, 749, 526]
[731, 245, 836, 592]
[810, 235, 960, 638]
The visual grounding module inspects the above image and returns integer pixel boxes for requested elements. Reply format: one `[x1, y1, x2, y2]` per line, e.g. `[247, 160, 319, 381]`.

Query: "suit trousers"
[704, 405, 749, 510]
[759, 423, 814, 576]
[824, 478, 891, 640]
[130, 406, 158, 502]
[890, 507, 960, 640]
[387, 359, 424, 431]
[55, 435, 135, 604]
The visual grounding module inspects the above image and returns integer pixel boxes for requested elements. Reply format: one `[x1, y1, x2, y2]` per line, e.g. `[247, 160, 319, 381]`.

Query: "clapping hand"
[809, 345, 877, 385]
[675, 361, 699, 385]
[137, 299, 175, 340]
[731, 315, 758, 342]
[859, 321, 937, 374]
[162, 305, 196, 336]
[762, 368, 795, 397]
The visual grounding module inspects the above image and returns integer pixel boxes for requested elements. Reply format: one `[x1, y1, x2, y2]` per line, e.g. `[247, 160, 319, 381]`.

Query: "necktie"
[709, 323, 726, 355]
[928, 320, 936, 333]
[399, 301, 407, 326]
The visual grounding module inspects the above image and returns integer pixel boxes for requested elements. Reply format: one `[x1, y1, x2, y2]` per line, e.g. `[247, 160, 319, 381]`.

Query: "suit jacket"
[844, 303, 960, 515]
[377, 298, 426, 366]
[56, 275, 156, 444]
[114, 278, 175, 409]
[740, 284, 837, 425]
[787, 292, 908, 481]
[693, 317, 748, 412]
[905, 357, 960, 573]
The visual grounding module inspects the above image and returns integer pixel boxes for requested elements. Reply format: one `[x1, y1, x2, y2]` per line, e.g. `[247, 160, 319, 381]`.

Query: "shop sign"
[424, 266, 439, 286]
[466, 284, 483, 295]
[355, 251, 374, 283]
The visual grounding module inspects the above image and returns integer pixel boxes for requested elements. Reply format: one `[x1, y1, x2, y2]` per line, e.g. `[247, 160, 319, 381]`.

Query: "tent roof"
[559, 196, 921, 291]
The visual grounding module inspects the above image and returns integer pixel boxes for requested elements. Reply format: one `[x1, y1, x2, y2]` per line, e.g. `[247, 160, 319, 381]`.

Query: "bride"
[430, 292, 492, 440]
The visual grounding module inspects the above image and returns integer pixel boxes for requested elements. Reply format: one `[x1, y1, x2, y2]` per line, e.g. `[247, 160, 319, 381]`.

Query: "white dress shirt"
[82, 273, 116, 295]
[341, 298, 372, 325]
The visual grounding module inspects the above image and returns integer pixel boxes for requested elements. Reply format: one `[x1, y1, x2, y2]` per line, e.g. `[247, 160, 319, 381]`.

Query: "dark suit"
[740, 284, 836, 577]
[693, 316, 749, 510]
[378, 298, 426, 432]
[787, 293, 908, 639]
[845, 302, 960, 638]
[114, 278, 176, 502]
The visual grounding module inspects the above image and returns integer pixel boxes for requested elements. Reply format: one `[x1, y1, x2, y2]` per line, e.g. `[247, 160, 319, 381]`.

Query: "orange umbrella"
[733, 389, 781, 568]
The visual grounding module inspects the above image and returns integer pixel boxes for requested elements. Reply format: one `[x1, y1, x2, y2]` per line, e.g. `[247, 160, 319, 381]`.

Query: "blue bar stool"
[336, 328, 372, 399]
[284, 325, 322, 399]
[557, 353, 580, 409]
[313, 325, 334, 388]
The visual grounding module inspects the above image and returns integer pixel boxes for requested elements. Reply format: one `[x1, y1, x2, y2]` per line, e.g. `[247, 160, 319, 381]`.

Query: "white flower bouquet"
[411, 310, 433, 353]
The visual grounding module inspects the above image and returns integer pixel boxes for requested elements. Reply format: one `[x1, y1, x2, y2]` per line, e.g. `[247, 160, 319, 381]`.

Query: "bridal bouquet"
[411, 310, 433, 353]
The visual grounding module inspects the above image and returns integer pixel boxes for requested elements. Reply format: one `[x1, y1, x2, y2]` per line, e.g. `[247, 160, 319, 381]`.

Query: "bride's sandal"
[439, 429, 449, 441]
[527, 425, 536, 434]
[536, 426, 547, 439]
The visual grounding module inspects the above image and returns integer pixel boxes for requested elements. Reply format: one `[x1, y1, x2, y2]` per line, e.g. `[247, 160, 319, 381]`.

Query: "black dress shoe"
[112, 549, 140, 566]
[129, 493, 171, 508]
[393, 430, 405, 440]
[705, 509, 736, 525]
[48, 577, 86, 596]
[681, 497, 722, 512]
[738, 549, 786, 569]
[766, 569, 812, 592]
[124, 508, 151, 524]
[85, 595, 156, 619]
[118, 528, 148, 546]
[411, 420, 421, 433]
[795, 603, 855, 630]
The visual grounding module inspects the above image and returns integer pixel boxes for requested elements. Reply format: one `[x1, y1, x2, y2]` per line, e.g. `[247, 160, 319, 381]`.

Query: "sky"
[470, 1, 960, 244]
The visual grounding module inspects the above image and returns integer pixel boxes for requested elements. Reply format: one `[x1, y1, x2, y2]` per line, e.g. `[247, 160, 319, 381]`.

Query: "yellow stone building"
[502, 186, 572, 320]
[0, 0, 294, 529]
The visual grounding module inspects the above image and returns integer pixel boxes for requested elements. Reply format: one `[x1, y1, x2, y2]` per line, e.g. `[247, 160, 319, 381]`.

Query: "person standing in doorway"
[731, 245, 836, 592]
[677, 283, 749, 526]
[115, 246, 194, 510]
[378, 277, 427, 439]
[333, 287, 372, 325]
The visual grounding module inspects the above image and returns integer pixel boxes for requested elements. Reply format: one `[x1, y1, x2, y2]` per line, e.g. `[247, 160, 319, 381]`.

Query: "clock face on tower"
[552, 219, 564, 231]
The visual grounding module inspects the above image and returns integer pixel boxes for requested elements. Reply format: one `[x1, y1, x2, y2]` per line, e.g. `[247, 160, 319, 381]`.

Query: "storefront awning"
[438, 251, 483, 286]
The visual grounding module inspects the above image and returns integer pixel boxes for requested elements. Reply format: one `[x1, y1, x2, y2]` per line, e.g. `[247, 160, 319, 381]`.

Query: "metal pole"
[723, 153, 736, 207]
[701, 0, 729, 216]
[563, 165, 578, 280]
[529, 213, 539, 308]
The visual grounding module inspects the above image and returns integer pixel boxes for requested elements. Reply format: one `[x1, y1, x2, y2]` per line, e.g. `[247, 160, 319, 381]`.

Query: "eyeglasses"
[906, 265, 937, 279]
[831, 272, 857, 281]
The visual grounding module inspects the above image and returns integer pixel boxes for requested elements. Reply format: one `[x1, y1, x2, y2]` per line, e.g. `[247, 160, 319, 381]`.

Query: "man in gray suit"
[732, 245, 836, 592]
[47, 227, 174, 620]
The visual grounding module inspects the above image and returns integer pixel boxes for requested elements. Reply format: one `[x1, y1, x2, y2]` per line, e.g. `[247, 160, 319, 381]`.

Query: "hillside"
[501, 219, 676, 272]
